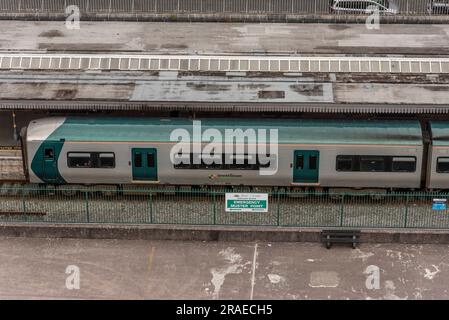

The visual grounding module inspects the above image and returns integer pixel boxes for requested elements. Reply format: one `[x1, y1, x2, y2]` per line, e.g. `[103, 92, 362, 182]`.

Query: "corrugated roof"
[41, 117, 423, 145]
[4, 101, 449, 114]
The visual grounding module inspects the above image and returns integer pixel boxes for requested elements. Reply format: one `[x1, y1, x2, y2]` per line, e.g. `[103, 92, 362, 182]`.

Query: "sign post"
[225, 193, 268, 213]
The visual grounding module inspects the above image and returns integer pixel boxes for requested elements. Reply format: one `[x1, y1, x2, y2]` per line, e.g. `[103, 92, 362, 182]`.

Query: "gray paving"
[1, 73, 448, 106]
[1, 21, 449, 56]
[0, 237, 448, 299]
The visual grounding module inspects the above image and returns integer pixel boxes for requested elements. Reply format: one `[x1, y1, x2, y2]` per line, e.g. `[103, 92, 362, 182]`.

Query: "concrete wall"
[2, 223, 449, 244]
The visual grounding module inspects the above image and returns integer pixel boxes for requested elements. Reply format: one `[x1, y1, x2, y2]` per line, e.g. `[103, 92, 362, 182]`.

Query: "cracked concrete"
[0, 237, 449, 299]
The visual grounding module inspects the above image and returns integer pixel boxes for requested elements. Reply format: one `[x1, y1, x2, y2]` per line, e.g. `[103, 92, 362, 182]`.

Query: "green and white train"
[19, 117, 449, 191]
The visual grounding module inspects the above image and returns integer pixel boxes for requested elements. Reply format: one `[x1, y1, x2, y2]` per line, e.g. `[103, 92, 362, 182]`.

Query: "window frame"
[336, 155, 416, 173]
[437, 157, 449, 173]
[173, 153, 272, 171]
[67, 152, 116, 169]
[44, 147, 55, 160]
[359, 156, 387, 172]
[336, 155, 354, 172]
[391, 156, 417, 173]
[98, 152, 116, 169]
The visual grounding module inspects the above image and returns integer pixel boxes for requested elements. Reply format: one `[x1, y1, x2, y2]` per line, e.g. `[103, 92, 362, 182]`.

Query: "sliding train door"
[293, 150, 319, 183]
[132, 148, 158, 181]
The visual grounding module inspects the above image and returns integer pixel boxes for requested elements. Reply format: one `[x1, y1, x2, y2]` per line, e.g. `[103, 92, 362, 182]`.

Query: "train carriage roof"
[27, 117, 423, 146]
[430, 122, 449, 146]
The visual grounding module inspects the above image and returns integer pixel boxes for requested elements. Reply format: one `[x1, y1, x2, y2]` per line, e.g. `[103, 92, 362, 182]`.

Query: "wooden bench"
[321, 230, 361, 249]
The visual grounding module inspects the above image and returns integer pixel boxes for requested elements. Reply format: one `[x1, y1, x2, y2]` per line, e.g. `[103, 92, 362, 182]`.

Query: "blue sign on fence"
[432, 199, 447, 211]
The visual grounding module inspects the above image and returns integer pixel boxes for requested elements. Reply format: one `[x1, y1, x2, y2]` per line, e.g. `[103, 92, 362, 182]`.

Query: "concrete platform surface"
[1, 73, 449, 107]
[1, 21, 449, 56]
[0, 236, 448, 300]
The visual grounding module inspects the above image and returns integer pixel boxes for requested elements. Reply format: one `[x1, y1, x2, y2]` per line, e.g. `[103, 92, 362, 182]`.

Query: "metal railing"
[1, 186, 449, 229]
[0, 0, 447, 16]
[2, 53, 449, 74]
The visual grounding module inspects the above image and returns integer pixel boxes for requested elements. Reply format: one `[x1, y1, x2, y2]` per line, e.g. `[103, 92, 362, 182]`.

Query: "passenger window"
[360, 156, 386, 172]
[134, 153, 142, 168]
[392, 157, 416, 172]
[44, 148, 54, 160]
[309, 155, 317, 170]
[336, 156, 354, 171]
[99, 153, 115, 168]
[437, 157, 449, 173]
[147, 153, 155, 168]
[67, 153, 92, 168]
[296, 155, 304, 170]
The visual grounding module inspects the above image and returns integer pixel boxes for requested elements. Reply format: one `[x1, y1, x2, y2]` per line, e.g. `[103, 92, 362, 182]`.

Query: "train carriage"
[426, 122, 449, 190]
[23, 117, 424, 190]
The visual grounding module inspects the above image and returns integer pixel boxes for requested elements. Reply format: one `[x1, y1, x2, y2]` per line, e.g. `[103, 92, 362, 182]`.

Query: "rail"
[1, 186, 449, 229]
[1, 53, 449, 74]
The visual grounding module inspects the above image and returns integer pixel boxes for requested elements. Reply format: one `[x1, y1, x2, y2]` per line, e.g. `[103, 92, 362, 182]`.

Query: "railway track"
[0, 150, 25, 182]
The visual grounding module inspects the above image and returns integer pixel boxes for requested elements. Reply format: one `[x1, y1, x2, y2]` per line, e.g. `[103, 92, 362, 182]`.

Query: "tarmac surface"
[0, 236, 448, 300]
[1, 21, 449, 56]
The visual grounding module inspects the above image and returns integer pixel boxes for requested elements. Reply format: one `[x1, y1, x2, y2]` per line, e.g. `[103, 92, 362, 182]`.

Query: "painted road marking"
[250, 243, 258, 300]
[148, 246, 156, 275]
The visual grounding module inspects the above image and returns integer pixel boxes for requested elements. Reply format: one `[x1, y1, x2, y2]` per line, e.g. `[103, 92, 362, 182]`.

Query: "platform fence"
[1, 186, 449, 229]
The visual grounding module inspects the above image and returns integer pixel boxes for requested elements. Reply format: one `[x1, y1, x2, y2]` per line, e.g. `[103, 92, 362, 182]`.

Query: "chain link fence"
[0, 0, 447, 16]
[1, 186, 449, 229]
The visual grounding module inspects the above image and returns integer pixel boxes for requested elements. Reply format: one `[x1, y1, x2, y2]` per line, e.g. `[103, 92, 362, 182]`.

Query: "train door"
[293, 150, 319, 183]
[132, 148, 158, 181]
[42, 142, 61, 183]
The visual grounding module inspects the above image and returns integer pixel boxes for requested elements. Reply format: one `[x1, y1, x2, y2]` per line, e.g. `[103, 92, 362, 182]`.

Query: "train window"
[68, 153, 92, 168]
[392, 157, 416, 172]
[309, 155, 317, 170]
[295, 155, 304, 170]
[99, 153, 115, 168]
[134, 153, 142, 168]
[437, 157, 449, 173]
[44, 148, 54, 160]
[360, 156, 386, 172]
[336, 156, 354, 171]
[201, 154, 223, 169]
[147, 153, 155, 168]
[173, 153, 267, 170]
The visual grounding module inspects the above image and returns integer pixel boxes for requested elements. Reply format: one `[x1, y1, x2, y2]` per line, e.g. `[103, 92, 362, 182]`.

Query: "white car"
[330, 0, 399, 15]
[427, 1, 449, 14]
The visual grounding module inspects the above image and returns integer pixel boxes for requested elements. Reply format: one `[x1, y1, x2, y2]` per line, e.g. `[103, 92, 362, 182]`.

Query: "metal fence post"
[339, 194, 345, 227]
[213, 192, 216, 225]
[276, 191, 281, 226]
[21, 186, 26, 214]
[149, 192, 153, 224]
[404, 194, 409, 228]
[85, 191, 90, 223]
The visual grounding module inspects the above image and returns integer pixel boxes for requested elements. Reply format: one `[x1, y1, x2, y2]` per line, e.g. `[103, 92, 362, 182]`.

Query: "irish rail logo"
[169, 121, 279, 175]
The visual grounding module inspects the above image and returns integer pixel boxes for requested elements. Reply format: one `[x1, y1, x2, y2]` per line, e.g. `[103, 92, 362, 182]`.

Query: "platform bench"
[321, 230, 361, 249]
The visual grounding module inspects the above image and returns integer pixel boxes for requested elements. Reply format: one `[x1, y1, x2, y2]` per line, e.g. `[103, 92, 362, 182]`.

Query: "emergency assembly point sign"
[225, 193, 269, 213]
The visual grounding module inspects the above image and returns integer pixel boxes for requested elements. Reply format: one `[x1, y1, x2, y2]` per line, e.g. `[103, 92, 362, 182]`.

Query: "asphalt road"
[0, 237, 448, 299]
